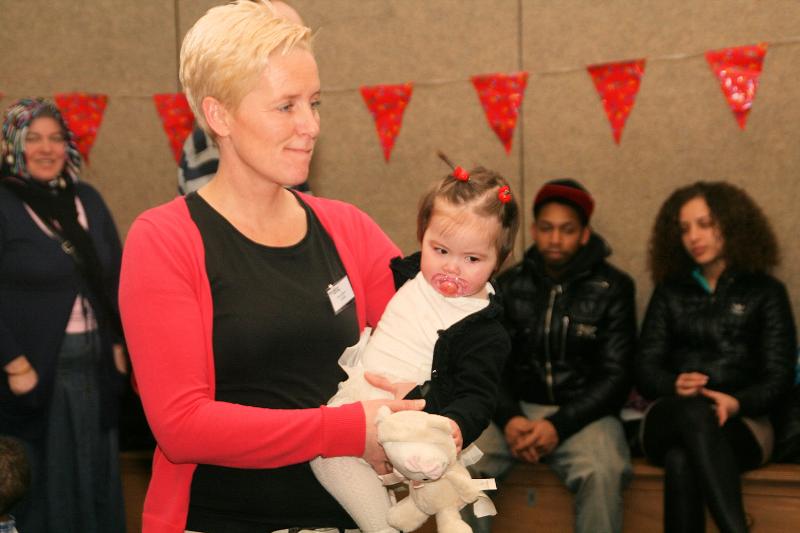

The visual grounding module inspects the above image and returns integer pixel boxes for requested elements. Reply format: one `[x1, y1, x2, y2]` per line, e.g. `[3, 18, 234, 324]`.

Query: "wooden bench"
[462, 458, 800, 532]
[122, 452, 800, 532]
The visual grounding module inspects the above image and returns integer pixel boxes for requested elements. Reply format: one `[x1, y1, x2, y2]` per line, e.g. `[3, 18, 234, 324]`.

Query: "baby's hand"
[448, 418, 463, 453]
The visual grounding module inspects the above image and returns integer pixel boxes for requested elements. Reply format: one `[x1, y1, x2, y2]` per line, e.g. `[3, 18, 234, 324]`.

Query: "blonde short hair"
[180, 0, 312, 136]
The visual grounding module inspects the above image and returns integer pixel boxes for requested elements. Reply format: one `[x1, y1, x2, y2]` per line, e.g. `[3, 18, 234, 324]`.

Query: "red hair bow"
[498, 185, 512, 204]
[453, 166, 470, 181]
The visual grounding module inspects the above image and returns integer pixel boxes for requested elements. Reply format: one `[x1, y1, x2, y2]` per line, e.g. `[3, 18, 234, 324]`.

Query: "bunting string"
[4, 36, 798, 99]
[2, 36, 799, 163]
[319, 35, 800, 92]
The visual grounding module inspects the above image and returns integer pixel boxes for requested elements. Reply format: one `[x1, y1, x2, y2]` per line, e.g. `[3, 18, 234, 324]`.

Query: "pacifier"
[431, 274, 469, 297]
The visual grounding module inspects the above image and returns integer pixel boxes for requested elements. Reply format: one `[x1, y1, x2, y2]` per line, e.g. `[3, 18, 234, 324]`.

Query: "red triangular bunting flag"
[360, 83, 413, 162]
[705, 43, 767, 129]
[53, 93, 108, 163]
[471, 72, 528, 153]
[587, 59, 646, 144]
[153, 93, 195, 163]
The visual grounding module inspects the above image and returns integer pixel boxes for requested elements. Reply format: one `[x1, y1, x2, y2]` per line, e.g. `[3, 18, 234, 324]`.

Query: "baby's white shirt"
[361, 272, 492, 384]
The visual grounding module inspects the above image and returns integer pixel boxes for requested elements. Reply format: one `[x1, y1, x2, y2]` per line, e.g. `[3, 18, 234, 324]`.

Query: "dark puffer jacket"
[494, 234, 636, 441]
[637, 270, 796, 417]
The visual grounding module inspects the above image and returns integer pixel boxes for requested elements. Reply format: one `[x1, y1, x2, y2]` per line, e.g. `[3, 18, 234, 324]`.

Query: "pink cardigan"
[119, 193, 400, 532]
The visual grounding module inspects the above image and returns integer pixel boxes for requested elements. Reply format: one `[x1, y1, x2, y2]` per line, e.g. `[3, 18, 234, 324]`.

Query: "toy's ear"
[376, 405, 392, 424]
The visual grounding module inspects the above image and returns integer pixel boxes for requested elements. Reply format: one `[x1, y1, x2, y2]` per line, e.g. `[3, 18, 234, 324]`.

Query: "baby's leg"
[315, 364, 397, 531]
[310, 455, 399, 533]
[314, 330, 404, 531]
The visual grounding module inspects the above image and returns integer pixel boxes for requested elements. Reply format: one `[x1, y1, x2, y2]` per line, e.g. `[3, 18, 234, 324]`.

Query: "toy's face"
[385, 441, 450, 482]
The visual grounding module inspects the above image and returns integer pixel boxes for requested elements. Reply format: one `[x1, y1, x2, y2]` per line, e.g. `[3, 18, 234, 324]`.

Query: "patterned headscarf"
[1, 98, 121, 337]
[1, 97, 81, 184]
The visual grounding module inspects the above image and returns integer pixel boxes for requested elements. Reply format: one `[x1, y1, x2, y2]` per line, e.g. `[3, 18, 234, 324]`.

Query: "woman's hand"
[113, 344, 128, 374]
[701, 388, 740, 426]
[364, 371, 416, 400]
[675, 372, 709, 396]
[361, 398, 426, 475]
[360, 373, 428, 471]
[4, 355, 39, 396]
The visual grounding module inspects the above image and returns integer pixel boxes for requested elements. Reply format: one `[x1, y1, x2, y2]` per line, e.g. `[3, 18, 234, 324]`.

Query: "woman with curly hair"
[637, 181, 796, 533]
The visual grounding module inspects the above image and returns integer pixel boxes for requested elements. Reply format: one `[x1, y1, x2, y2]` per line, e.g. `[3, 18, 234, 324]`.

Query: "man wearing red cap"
[468, 179, 636, 533]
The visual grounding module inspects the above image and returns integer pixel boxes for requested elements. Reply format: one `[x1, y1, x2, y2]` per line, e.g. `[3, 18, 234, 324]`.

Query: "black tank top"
[184, 191, 359, 532]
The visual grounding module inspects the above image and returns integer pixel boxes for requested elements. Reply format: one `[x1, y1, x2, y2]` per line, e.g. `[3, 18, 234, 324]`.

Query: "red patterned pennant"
[471, 72, 528, 153]
[53, 93, 108, 163]
[587, 60, 646, 144]
[360, 83, 413, 162]
[153, 93, 195, 163]
[705, 43, 767, 129]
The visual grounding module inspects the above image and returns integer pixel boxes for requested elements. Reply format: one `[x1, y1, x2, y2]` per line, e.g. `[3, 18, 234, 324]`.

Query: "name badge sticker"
[327, 276, 355, 315]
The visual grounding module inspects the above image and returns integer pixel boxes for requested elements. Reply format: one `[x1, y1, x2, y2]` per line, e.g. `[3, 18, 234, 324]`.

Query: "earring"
[4, 153, 13, 165]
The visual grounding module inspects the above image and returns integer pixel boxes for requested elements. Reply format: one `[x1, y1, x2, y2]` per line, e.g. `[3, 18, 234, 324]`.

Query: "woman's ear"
[202, 96, 231, 138]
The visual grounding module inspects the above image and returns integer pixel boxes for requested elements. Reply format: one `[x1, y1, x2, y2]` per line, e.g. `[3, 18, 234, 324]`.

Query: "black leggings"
[641, 395, 764, 533]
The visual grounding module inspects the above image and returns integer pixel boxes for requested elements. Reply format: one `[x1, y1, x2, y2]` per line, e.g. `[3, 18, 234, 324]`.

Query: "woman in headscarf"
[0, 97, 126, 533]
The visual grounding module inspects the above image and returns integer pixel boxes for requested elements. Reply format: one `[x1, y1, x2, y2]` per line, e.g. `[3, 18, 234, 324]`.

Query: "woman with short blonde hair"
[119, 2, 423, 531]
[180, 0, 312, 136]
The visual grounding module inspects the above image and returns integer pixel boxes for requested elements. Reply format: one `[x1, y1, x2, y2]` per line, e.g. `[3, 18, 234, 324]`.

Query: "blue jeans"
[469, 403, 632, 533]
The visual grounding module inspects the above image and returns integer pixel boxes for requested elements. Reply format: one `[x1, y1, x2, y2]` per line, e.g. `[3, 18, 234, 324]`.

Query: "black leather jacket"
[494, 234, 637, 441]
[637, 270, 796, 417]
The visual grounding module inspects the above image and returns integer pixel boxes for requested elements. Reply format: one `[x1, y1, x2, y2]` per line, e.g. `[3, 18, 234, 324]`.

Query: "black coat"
[0, 182, 124, 439]
[391, 253, 511, 446]
[494, 234, 637, 441]
[637, 270, 796, 417]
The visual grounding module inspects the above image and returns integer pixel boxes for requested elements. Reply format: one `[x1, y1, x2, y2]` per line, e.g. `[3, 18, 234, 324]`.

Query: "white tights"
[310, 455, 398, 533]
